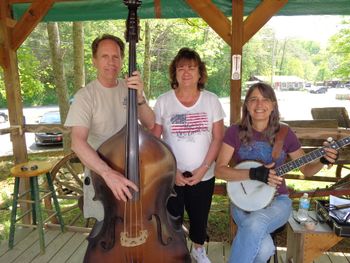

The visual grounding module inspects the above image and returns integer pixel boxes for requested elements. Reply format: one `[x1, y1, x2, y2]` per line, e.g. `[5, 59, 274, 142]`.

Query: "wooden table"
[286, 211, 343, 263]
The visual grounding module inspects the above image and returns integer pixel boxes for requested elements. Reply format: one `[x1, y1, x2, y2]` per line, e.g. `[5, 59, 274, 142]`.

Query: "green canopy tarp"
[12, 0, 350, 22]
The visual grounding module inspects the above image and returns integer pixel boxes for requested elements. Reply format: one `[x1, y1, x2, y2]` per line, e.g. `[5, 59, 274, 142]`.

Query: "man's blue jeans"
[228, 195, 292, 263]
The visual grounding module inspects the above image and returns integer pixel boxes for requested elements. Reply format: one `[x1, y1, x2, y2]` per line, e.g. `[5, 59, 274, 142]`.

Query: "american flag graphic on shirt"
[170, 112, 209, 136]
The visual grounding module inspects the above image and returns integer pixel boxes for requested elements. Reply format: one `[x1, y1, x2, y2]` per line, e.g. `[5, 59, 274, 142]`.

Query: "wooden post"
[0, 0, 29, 223]
[0, 1, 28, 163]
[0, 0, 55, 224]
[230, 0, 244, 124]
[0, 1, 55, 162]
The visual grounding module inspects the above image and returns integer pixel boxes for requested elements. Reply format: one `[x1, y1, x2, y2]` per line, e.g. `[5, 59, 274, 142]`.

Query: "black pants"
[167, 177, 215, 245]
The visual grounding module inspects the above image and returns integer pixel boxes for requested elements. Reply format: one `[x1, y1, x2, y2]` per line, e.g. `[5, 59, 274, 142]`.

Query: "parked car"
[0, 112, 8, 123]
[309, 86, 328, 94]
[35, 111, 63, 146]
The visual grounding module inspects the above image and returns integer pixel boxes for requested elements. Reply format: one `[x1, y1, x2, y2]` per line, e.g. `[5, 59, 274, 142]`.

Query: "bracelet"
[137, 98, 147, 106]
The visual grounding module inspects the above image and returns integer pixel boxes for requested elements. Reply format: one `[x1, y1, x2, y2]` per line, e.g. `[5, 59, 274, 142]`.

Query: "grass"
[207, 195, 231, 242]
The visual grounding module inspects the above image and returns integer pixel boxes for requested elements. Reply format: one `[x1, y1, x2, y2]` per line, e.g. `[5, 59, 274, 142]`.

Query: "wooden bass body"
[84, 126, 191, 262]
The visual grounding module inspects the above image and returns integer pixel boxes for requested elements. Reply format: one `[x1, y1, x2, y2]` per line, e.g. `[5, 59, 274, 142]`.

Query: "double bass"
[83, 1, 191, 262]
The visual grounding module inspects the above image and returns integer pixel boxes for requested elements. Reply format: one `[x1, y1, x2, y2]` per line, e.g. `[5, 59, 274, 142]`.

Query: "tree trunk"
[142, 20, 151, 99]
[47, 22, 70, 153]
[279, 39, 288, 74]
[73, 22, 85, 93]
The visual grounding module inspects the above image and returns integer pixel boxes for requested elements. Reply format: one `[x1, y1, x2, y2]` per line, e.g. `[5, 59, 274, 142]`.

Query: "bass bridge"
[120, 230, 148, 247]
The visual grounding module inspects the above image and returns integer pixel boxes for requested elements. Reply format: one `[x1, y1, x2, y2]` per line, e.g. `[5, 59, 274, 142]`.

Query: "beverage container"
[297, 193, 310, 222]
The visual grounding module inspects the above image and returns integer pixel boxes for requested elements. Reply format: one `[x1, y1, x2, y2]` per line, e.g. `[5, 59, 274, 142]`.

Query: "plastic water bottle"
[297, 193, 310, 222]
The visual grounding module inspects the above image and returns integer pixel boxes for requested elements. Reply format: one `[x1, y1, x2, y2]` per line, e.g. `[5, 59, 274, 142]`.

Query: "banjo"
[226, 136, 350, 212]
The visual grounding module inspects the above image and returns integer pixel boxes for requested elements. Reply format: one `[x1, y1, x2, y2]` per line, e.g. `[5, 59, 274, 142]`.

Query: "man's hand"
[101, 169, 138, 202]
[125, 71, 144, 101]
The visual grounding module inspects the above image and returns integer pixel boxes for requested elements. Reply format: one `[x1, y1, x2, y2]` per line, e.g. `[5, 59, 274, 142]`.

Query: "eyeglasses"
[246, 97, 272, 105]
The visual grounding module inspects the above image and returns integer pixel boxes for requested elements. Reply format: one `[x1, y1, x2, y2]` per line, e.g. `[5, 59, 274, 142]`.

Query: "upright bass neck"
[125, 0, 142, 200]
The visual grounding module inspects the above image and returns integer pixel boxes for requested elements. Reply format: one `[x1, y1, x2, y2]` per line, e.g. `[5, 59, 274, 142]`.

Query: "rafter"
[0, 45, 4, 68]
[11, 0, 55, 50]
[185, 0, 231, 45]
[154, 0, 161, 18]
[9, 0, 74, 3]
[243, 0, 288, 44]
[6, 17, 16, 27]
[186, 0, 288, 47]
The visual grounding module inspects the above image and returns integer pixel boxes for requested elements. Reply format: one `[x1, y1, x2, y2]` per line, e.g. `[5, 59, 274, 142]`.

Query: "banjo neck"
[275, 136, 350, 177]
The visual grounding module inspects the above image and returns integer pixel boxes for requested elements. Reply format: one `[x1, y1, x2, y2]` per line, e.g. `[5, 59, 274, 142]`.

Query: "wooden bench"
[311, 107, 350, 128]
[283, 119, 349, 163]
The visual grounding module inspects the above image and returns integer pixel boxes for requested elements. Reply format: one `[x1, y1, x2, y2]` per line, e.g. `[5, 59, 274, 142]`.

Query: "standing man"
[65, 34, 155, 221]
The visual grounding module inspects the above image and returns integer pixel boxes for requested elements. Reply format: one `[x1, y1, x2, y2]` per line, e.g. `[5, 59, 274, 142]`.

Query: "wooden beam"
[0, 45, 4, 67]
[185, 0, 231, 45]
[0, 0, 28, 163]
[9, 0, 74, 3]
[154, 0, 161, 18]
[243, 0, 288, 44]
[0, 0, 30, 223]
[6, 17, 16, 27]
[11, 0, 55, 50]
[230, 0, 244, 124]
[186, 0, 288, 47]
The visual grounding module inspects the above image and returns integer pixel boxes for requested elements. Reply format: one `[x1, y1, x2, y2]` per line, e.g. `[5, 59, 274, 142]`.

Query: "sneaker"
[191, 247, 211, 263]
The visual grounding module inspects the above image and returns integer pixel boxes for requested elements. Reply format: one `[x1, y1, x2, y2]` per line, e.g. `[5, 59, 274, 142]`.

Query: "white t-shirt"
[64, 79, 129, 221]
[154, 90, 225, 181]
[65, 79, 128, 149]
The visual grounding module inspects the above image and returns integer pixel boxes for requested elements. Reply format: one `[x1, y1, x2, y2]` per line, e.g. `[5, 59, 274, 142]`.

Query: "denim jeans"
[228, 195, 292, 263]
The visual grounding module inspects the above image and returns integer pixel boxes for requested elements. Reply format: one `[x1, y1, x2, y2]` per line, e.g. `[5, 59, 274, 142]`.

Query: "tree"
[142, 20, 151, 98]
[73, 22, 85, 93]
[328, 19, 350, 80]
[47, 22, 70, 152]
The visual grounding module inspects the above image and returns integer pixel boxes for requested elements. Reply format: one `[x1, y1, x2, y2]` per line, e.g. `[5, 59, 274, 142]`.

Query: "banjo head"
[226, 161, 276, 212]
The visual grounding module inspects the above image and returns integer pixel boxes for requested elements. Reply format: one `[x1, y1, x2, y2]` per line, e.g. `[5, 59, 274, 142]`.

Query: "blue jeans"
[228, 195, 292, 263]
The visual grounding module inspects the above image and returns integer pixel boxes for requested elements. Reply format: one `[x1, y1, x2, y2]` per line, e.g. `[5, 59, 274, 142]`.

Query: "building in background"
[249, 75, 306, 91]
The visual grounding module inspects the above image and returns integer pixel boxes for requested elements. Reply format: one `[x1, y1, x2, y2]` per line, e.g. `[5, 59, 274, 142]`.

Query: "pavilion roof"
[11, 0, 350, 22]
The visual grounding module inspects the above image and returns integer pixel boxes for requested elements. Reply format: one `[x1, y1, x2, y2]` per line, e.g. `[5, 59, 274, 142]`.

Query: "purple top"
[223, 125, 301, 195]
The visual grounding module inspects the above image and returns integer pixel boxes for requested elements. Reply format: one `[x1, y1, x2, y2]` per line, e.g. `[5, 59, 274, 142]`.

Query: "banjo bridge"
[240, 182, 247, 195]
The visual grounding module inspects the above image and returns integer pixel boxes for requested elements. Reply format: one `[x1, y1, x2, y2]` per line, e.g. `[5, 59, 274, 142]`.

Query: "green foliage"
[328, 19, 350, 80]
[17, 47, 46, 106]
[0, 17, 342, 108]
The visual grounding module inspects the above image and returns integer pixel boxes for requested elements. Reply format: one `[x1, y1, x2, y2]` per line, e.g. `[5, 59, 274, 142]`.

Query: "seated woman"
[214, 82, 339, 263]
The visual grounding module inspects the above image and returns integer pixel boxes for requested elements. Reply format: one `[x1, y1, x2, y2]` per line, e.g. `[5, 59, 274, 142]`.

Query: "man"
[65, 34, 155, 221]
